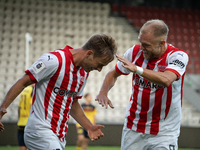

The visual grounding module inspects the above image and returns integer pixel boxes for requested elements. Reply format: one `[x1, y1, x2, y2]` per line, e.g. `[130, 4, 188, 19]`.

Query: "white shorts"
[24, 131, 66, 150]
[121, 126, 178, 150]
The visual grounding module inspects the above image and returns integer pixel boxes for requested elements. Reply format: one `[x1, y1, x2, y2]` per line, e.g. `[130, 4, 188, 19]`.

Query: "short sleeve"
[165, 51, 189, 78]
[115, 47, 134, 75]
[25, 53, 59, 83]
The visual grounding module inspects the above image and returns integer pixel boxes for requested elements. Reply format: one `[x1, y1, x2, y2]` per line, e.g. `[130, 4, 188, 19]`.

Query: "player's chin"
[143, 54, 150, 60]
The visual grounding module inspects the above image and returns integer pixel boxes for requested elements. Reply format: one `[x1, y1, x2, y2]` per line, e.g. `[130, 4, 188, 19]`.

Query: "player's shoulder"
[127, 44, 140, 52]
[38, 52, 61, 69]
[39, 52, 58, 61]
[168, 44, 188, 55]
[123, 44, 141, 60]
[167, 44, 188, 60]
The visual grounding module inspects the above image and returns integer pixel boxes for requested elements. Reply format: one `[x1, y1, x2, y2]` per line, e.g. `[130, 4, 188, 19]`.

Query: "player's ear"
[160, 40, 165, 47]
[86, 50, 94, 58]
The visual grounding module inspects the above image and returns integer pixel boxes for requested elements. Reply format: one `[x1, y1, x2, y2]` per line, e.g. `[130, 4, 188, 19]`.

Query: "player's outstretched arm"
[0, 74, 34, 132]
[70, 99, 104, 141]
[95, 68, 121, 109]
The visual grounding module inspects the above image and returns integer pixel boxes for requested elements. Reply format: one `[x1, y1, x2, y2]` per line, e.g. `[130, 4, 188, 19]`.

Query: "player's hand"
[95, 93, 114, 109]
[116, 54, 137, 72]
[0, 108, 7, 132]
[88, 125, 104, 141]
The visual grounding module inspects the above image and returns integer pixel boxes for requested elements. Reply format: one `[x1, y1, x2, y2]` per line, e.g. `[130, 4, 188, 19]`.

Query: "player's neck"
[157, 43, 168, 59]
[70, 48, 87, 67]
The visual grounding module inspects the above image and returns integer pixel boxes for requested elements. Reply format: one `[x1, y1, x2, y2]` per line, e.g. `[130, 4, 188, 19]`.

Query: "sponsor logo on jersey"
[53, 87, 77, 98]
[135, 77, 164, 89]
[169, 59, 185, 68]
[33, 61, 45, 74]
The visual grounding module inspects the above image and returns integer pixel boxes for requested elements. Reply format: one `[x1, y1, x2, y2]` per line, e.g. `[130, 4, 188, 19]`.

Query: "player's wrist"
[135, 66, 143, 75]
[99, 90, 108, 95]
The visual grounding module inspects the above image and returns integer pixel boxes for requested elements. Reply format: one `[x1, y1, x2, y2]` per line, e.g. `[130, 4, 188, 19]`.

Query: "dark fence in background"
[0, 123, 200, 148]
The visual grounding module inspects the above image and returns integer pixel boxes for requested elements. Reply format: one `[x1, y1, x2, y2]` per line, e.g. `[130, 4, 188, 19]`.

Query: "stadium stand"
[0, 0, 200, 127]
[0, 0, 134, 124]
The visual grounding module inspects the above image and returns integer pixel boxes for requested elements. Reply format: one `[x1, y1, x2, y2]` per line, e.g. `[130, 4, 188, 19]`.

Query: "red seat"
[195, 64, 200, 74]
[185, 49, 191, 57]
[186, 60, 194, 74]
[131, 11, 140, 19]
[120, 5, 127, 15]
[183, 42, 190, 51]
[147, 12, 153, 19]
[132, 19, 140, 28]
[126, 11, 134, 22]
[191, 49, 198, 57]
[190, 35, 196, 43]
[111, 4, 118, 13]
[177, 42, 183, 49]
[183, 36, 189, 43]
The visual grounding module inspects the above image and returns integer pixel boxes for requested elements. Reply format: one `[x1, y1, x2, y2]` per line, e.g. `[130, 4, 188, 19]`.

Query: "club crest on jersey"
[80, 76, 85, 84]
[33, 61, 45, 74]
[157, 65, 166, 72]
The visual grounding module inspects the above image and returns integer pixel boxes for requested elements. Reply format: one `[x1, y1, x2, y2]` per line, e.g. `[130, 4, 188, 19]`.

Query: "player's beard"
[143, 51, 152, 60]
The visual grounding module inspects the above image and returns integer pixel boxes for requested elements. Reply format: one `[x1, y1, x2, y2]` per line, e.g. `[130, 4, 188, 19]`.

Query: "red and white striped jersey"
[115, 44, 188, 136]
[25, 45, 89, 142]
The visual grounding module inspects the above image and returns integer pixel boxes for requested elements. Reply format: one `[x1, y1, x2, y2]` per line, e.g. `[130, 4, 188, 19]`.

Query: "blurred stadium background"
[0, 0, 200, 148]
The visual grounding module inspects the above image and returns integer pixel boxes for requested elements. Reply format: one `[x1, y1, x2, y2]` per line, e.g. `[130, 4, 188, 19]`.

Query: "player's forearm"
[1, 82, 24, 109]
[140, 69, 177, 87]
[78, 115, 93, 131]
[70, 100, 93, 130]
[116, 54, 177, 87]
[99, 68, 119, 95]
[0, 74, 33, 109]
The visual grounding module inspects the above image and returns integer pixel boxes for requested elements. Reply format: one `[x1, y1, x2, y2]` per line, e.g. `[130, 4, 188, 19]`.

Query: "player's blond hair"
[140, 19, 169, 40]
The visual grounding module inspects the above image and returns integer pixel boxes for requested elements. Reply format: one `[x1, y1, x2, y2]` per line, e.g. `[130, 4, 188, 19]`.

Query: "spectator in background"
[76, 93, 97, 150]
[96, 19, 188, 150]
[17, 84, 34, 150]
[0, 34, 117, 150]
